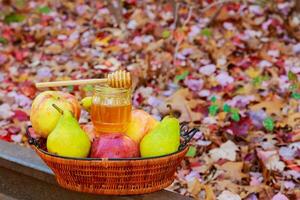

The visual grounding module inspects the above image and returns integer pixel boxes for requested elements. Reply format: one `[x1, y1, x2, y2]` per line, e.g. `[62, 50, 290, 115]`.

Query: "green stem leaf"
[263, 117, 274, 131]
[186, 146, 196, 157]
[209, 104, 218, 116]
[174, 70, 189, 83]
[0, 37, 8, 44]
[37, 6, 51, 14]
[52, 104, 64, 115]
[291, 92, 300, 100]
[4, 13, 26, 24]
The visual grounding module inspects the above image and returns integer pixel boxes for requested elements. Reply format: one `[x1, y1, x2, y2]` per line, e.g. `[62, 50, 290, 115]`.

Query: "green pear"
[140, 115, 180, 157]
[47, 104, 91, 158]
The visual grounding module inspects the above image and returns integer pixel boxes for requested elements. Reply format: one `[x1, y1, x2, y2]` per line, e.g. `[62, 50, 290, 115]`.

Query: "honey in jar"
[91, 86, 132, 134]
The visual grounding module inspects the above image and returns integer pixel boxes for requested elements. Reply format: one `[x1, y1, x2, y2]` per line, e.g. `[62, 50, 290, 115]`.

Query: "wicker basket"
[26, 123, 198, 195]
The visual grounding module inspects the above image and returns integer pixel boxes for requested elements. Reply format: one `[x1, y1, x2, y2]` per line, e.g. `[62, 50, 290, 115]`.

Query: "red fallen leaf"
[13, 50, 29, 62]
[13, 110, 29, 121]
[40, 15, 53, 26]
[73, 85, 79, 91]
[4, 81, 17, 92]
[41, 54, 52, 61]
[93, 19, 107, 29]
[126, 0, 137, 4]
[135, 93, 144, 104]
[2, 27, 14, 41]
[103, 60, 113, 67]
[225, 117, 253, 137]
[288, 164, 300, 172]
[282, 159, 300, 172]
[216, 159, 230, 166]
[123, 11, 132, 20]
[244, 152, 257, 162]
[223, 84, 235, 94]
[173, 30, 185, 42]
[7, 126, 21, 134]
[192, 104, 209, 116]
[163, 3, 173, 12]
[95, 32, 108, 40]
[190, 161, 202, 168]
[271, 18, 282, 27]
[237, 60, 252, 69]
[19, 81, 37, 98]
[141, 23, 156, 34]
[232, 36, 243, 46]
[275, 59, 285, 68]
[276, 130, 293, 142]
[236, 75, 246, 81]
[226, 2, 240, 11]
[249, 56, 261, 65]
[25, 34, 35, 43]
[291, 131, 300, 142]
[27, 127, 39, 139]
[208, 124, 219, 133]
[0, 132, 12, 142]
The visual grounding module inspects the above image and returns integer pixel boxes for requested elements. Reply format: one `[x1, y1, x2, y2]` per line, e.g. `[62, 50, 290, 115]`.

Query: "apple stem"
[52, 104, 64, 115]
[167, 104, 174, 117]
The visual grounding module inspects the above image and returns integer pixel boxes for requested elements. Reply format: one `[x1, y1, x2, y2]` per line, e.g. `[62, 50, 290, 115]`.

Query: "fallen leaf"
[44, 44, 63, 54]
[129, 9, 148, 28]
[215, 162, 248, 182]
[0, 104, 14, 120]
[12, 110, 29, 122]
[4, 13, 26, 24]
[37, 6, 51, 14]
[209, 140, 238, 162]
[287, 113, 300, 130]
[217, 190, 241, 200]
[225, 117, 252, 137]
[19, 81, 37, 98]
[186, 146, 197, 157]
[214, 180, 269, 199]
[188, 179, 216, 200]
[145, 39, 164, 52]
[257, 149, 285, 172]
[250, 98, 284, 116]
[175, 70, 189, 83]
[271, 192, 289, 200]
[157, 89, 204, 122]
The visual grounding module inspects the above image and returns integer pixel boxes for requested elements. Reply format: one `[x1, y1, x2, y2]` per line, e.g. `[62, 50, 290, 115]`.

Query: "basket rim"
[33, 145, 189, 161]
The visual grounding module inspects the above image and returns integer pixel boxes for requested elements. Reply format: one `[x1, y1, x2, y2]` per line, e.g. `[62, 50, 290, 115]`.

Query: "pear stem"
[167, 104, 174, 117]
[52, 104, 64, 115]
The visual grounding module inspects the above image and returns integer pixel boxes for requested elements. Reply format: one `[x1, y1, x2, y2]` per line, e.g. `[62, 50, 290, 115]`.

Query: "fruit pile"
[30, 90, 181, 159]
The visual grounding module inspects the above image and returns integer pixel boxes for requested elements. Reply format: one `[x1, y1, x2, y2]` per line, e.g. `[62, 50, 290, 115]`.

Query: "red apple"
[90, 133, 139, 158]
[30, 91, 81, 138]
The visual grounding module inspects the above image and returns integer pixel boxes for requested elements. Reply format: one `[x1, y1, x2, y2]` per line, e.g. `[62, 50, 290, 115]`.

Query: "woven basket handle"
[26, 125, 45, 148]
[179, 123, 199, 150]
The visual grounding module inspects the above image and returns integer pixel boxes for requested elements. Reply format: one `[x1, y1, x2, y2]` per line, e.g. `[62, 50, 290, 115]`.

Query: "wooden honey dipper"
[35, 70, 132, 89]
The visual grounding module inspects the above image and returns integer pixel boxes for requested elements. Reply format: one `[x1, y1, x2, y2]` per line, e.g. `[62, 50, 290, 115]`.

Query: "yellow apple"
[125, 110, 159, 144]
[30, 91, 81, 138]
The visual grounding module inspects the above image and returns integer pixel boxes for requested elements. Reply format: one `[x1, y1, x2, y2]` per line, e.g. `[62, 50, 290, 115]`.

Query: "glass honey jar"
[91, 86, 132, 134]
